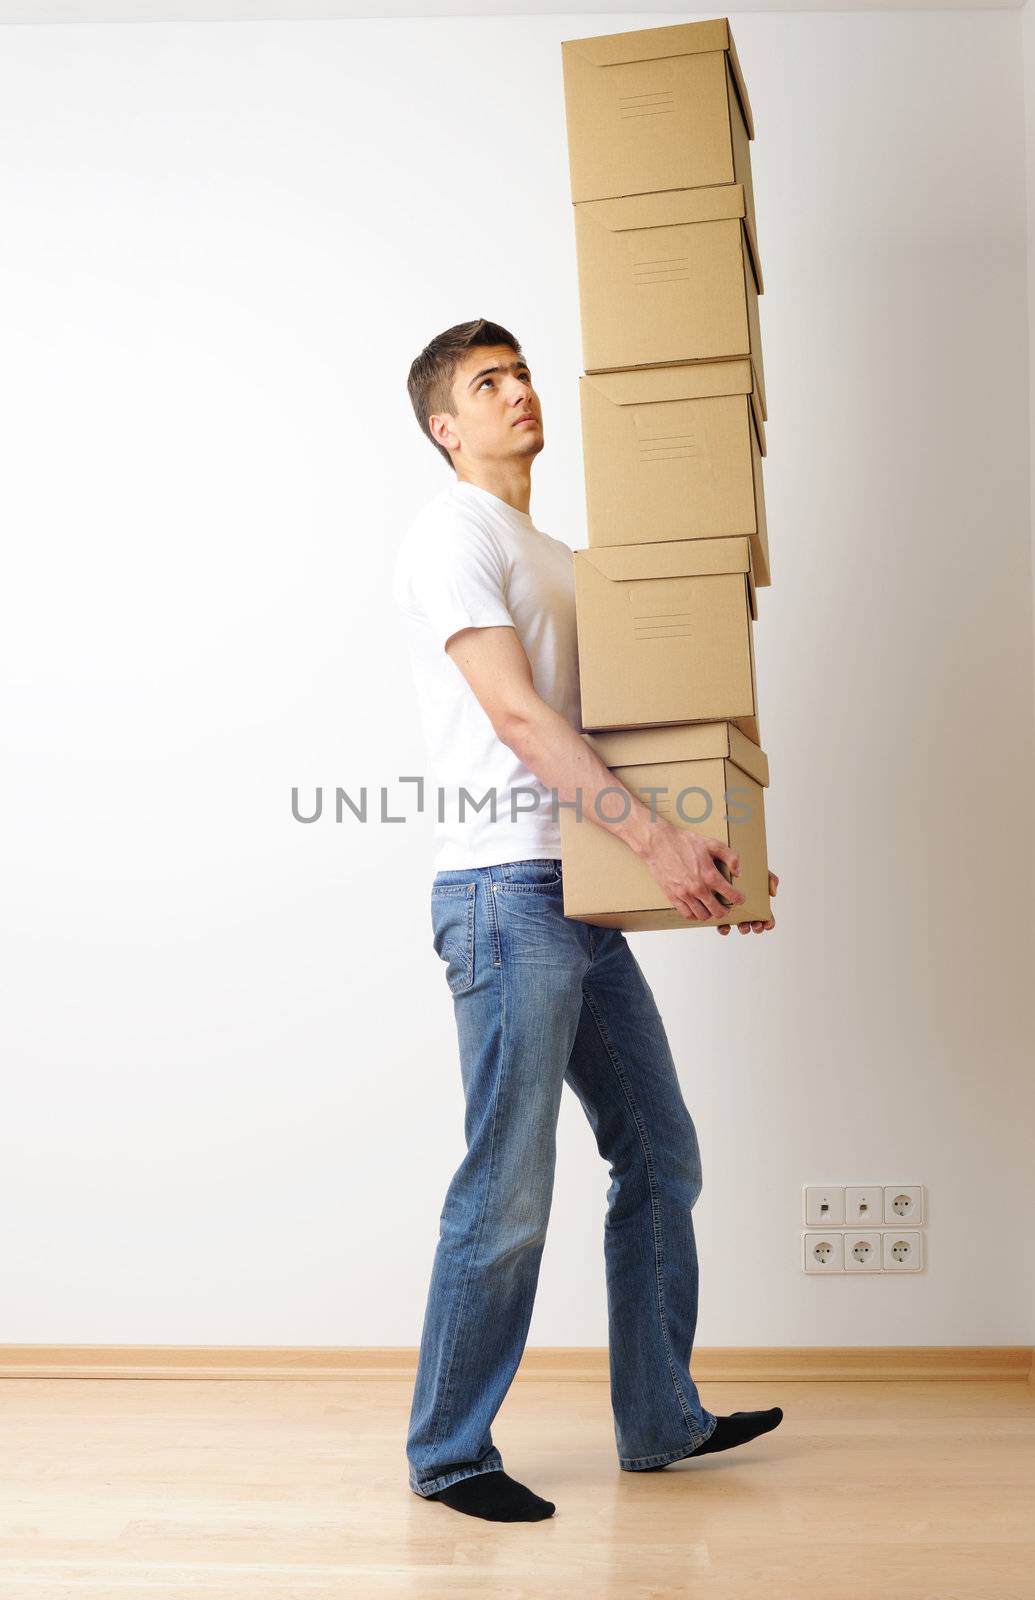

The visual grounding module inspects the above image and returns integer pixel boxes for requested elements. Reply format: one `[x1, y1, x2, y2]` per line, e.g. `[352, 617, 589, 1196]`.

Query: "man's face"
[431, 345, 544, 468]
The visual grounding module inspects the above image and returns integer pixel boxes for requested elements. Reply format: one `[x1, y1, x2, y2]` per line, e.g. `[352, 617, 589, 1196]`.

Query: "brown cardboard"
[560, 720, 770, 930]
[580, 358, 770, 586]
[573, 535, 761, 743]
[573, 184, 766, 420]
[561, 18, 758, 254]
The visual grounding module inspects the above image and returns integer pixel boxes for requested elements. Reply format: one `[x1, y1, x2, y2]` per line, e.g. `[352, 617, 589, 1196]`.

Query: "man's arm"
[444, 624, 746, 923]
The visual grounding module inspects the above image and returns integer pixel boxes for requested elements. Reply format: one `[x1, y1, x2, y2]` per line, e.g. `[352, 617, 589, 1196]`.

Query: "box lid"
[584, 720, 769, 788]
[578, 183, 763, 297]
[560, 17, 754, 141]
[576, 533, 757, 618]
[579, 358, 766, 457]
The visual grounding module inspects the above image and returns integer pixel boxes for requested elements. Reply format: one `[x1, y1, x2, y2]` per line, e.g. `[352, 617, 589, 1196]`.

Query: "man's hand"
[716, 869, 779, 935]
[640, 817, 746, 923]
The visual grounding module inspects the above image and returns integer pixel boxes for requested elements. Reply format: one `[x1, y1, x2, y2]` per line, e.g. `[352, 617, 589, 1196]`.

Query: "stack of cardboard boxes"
[559, 16, 773, 931]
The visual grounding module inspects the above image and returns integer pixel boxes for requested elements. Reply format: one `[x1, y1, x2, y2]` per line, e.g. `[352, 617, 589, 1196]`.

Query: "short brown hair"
[407, 318, 525, 472]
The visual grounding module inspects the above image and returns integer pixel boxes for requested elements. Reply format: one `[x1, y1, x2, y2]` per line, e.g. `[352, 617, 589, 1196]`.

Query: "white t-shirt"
[393, 478, 582, 871]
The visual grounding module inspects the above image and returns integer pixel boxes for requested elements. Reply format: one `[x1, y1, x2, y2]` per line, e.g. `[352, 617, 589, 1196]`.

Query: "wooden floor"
[1, 1375, 1033, 1599]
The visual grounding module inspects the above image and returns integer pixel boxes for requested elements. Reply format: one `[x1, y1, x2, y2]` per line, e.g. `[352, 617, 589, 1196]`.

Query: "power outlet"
[843, 1231, 883, 1272]
[845, 1186, 883, 1226]
[884, 1186, 924, 1225]
[803, 1186, 845, 1226]
[882, 1231, 924, 1271]
[803, 1232, 844, 1273]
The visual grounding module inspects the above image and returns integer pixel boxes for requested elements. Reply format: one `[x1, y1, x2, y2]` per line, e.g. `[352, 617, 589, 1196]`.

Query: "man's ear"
[429, 412, 458, 452]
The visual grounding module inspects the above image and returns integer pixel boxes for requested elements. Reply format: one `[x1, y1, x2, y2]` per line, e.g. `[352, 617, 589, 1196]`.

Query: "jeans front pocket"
[498, 859, 563, 891]
[430, 882, 476, 994]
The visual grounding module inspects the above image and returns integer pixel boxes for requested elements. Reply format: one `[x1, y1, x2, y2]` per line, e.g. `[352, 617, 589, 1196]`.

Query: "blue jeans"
[406, 857, 718, 1495]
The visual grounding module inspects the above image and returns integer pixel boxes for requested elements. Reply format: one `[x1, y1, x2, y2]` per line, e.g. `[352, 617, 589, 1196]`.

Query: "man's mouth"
[514, 416, 538, 427]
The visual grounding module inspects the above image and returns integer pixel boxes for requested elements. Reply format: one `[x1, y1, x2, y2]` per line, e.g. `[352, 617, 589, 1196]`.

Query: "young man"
[393, 318, 782, 1524]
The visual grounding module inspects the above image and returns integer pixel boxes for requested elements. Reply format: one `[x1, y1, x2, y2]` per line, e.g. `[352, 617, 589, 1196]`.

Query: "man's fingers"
[768, 870, 779, 895]
[708, 859, 738, 905]
[715, 913, 776, 935]
[716, 847, 741, 878]
[687, 894, 777, 930]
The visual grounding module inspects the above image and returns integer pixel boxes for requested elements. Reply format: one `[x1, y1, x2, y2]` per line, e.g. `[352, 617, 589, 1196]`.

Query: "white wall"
[1025, 0, 1035, 878]
[1, 10, 1033, 1348]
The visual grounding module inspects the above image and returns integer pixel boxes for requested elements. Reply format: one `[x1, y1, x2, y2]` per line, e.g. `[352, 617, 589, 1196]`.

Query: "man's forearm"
[500, 701, 666, 859]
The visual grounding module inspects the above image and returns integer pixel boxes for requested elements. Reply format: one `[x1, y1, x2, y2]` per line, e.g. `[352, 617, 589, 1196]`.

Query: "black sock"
[425, 1468, 555, 1521]
[640, 1407, 784, 1469]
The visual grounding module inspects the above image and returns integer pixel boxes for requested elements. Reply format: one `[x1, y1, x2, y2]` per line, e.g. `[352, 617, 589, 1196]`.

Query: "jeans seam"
[423, 943, 508, 1470]
[451, 885, 476, 993]
[581, 987, 696, 1440]
[488, 879, 502, 966]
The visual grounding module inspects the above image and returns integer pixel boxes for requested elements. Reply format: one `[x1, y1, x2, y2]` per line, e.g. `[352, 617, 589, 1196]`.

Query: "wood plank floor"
[1, 1375, 1033, 1599]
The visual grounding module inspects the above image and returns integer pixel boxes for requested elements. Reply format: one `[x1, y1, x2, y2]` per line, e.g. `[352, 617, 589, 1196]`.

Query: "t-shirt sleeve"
[400, 515, 514, 651]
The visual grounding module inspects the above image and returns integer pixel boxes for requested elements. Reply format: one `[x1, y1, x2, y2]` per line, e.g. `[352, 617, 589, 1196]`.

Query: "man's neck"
[454, 469, 532, 518]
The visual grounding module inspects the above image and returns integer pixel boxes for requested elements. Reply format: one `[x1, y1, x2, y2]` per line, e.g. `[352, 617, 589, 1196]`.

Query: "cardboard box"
[560, 721, 770, 930]
[580, 357, 770, 587]
[573, 534, 761, 744]
[561, 17, 758, 252]
[573, 184, 766, 419]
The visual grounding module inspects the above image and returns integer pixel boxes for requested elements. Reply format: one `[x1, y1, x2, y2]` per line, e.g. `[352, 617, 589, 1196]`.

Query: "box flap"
[583, 719, 768, 787]
[727, 723, 769, 787]
[580, 182, 741, 233]
[561, 17, 754, 139]
[562, 17, 730, 68]
[579, 185, 763, 296]
[742, 208, 763, 297]
[580, 358, 765, 453]
[579, 363, 764, 457]
[724, 27, 755, 141]
[577, 535, 751, 584]
[585, 722, 733, 766]
[580, 358, 754, 408]
[750, 390, 767, 457]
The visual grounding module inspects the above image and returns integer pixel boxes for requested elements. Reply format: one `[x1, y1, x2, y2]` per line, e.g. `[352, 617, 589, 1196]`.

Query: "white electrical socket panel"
[882, 1230, 924, 1271]
[883, 1186, 924, 1225]
[802, 1184, 927, 1273]
[803, 1232, 845, 1273]
[845, 1186, 883, 1226]
[843, 1231, 883, 1272]
[803, 1186, 845, 1226]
